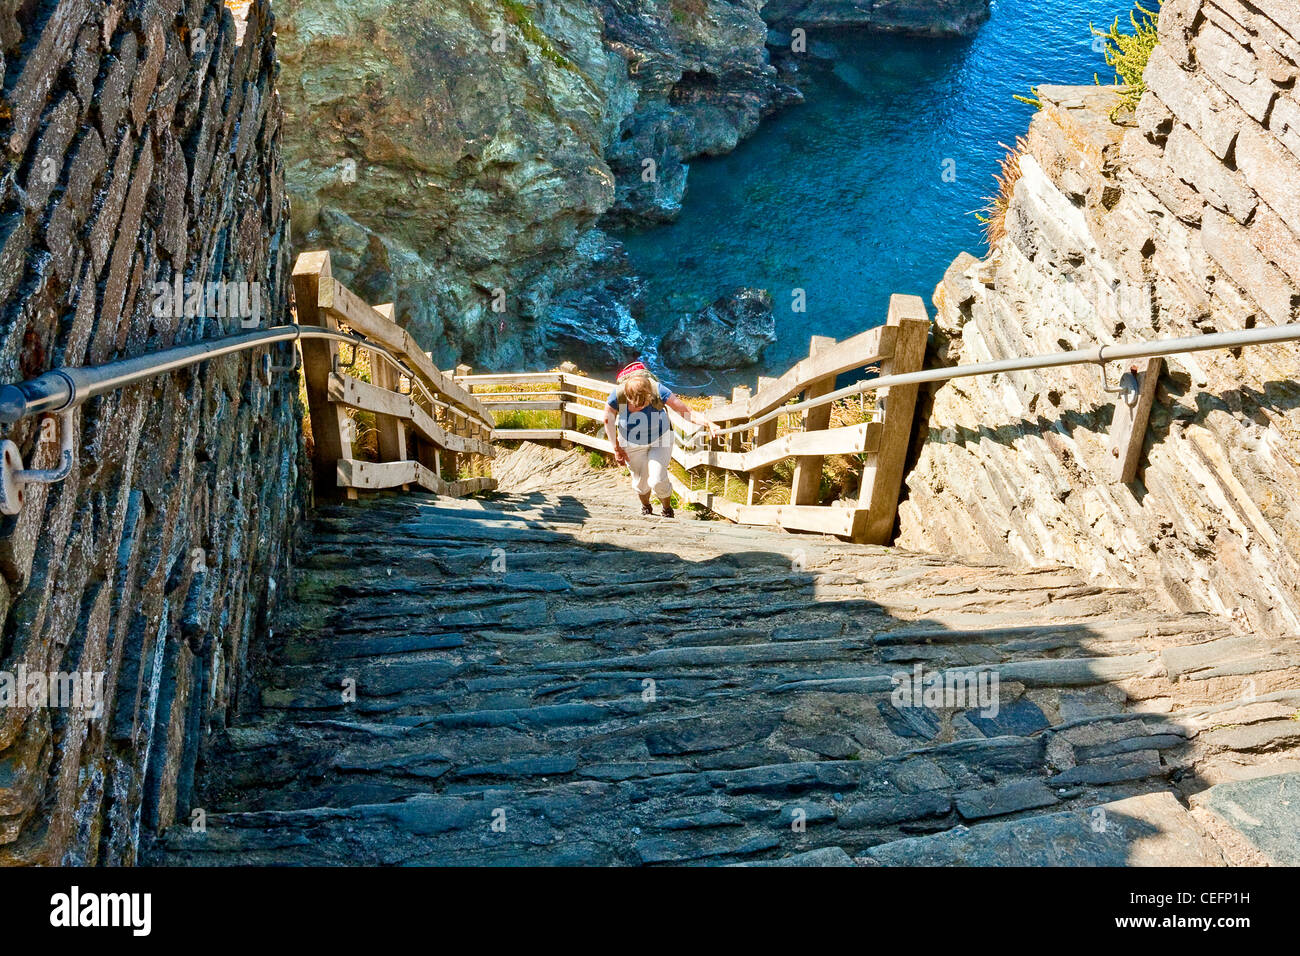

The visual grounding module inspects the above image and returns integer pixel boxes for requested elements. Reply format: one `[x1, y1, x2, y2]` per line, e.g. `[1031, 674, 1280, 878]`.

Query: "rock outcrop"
[0, 0, 298, 864]
[899, 0, 1300, 638]
[276, 0, 989, 373]
[660, 287, 777, 368]
[276, 0, 629, 371]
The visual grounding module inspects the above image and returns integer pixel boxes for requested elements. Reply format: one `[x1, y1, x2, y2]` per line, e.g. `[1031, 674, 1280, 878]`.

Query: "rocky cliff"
[276, 0, 989, 373]
[0, 0, 297, 864]
[899, 0, 1300, 637]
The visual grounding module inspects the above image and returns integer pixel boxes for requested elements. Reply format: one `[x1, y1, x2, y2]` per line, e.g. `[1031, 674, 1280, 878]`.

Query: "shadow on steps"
[149, 460, 1300, 866]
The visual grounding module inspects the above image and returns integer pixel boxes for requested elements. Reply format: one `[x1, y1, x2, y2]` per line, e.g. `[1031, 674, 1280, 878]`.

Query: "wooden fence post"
[370, 303, 409, 489]
[747, 375, 778, 506]
[852, 295, 931, 545]
[791, 335, 838, 506]
[453, 364, 475, 473]
[559, 363, 577, 449]
[1109, 356, 1162, 482]
[293, 251, 356, 501]
[721, 386, 750, 501]
[728, 386, 750, 454]
[704, 396, 725, 495]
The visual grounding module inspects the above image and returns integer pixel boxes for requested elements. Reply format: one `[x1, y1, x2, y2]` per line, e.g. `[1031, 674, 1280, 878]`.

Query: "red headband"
[616, 361, 648, 382]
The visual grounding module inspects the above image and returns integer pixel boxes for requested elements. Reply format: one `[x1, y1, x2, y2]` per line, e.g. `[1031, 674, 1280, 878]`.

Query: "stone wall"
[899, 0, 1300, 636]
[0, 0, 297, 864]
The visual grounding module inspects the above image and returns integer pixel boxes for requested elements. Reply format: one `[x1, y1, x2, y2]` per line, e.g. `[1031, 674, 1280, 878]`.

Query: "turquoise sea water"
[614, 0, 1138, 388]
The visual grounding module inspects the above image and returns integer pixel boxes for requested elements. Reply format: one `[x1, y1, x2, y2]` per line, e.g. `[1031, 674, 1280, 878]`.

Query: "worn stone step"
[1188, 772, 1300, 865]
[150, 455, 1291, 866]
[862, 790, 1226, 866]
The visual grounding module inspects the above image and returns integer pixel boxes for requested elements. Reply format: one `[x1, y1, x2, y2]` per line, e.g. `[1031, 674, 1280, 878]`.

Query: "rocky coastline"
[276, 0, 991, 374]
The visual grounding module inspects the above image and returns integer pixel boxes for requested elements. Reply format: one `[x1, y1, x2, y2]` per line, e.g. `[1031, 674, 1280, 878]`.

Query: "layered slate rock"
[0, 1, 297, 865]
[150, 446, 1300, 866]
[900, 0, 1300, 639]
[865, 792, 1227, 866]
[275, 0, 796, 371]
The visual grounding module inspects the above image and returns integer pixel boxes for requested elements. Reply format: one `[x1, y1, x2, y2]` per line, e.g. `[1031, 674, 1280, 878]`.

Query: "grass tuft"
[973, 137, 1028, 248]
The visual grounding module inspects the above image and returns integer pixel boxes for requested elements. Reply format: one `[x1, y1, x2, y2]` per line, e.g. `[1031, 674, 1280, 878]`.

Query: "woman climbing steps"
[603, 362, 719, 517]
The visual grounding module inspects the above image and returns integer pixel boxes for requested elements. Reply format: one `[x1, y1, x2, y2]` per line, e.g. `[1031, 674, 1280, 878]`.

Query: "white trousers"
[624, 440, 674, 500]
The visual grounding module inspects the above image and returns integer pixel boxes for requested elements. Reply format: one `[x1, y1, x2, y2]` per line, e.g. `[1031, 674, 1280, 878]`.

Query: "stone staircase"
[150, 446, 1300, 865]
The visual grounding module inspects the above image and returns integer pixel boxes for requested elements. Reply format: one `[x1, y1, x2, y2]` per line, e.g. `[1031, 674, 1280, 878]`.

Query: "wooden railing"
[291, 251, 497, 502]
[457, 293, 931, 543]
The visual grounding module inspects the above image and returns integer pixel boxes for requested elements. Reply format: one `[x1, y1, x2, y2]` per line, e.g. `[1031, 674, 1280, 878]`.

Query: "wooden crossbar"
[317, 274, 493, 426]
[336, 459, 496, 497]
[326, 372, 496, 458]
[702, 324, 894, 423]
[294, 250, 497, 505]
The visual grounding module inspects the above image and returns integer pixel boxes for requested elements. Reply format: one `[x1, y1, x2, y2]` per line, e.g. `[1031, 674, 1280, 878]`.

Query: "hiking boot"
[661, 502, 675, 518]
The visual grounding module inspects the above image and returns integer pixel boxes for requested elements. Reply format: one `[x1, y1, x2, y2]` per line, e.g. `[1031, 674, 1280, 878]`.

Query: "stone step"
[254, 629, 1294, 726]
[204, 692, 1213, 818]
[159, 754, 1205, 866]
[861, 790, 1228, 866]
[149, 451, 1299, 865]
[1188, 772, 1300, 865]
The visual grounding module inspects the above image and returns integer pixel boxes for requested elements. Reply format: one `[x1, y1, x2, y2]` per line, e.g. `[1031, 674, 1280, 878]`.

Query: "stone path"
[151, 446, 1300, 865]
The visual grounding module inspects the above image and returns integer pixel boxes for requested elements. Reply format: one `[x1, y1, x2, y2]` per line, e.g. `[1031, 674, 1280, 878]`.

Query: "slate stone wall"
[0, 0, 299, 864]
[899, 0, 1300, 636]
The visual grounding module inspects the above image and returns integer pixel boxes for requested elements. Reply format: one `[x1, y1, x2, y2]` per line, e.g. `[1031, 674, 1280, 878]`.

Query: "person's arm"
[604, 404, 627, 464]
[666, 395, 720, 439]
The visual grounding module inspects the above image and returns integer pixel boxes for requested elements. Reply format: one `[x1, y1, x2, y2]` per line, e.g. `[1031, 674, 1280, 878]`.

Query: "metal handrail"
[4, 316, 1296, 476]
[0, 322, 486, 515]
[706, 322, 1300, 439]
[0, 324, 419, 426]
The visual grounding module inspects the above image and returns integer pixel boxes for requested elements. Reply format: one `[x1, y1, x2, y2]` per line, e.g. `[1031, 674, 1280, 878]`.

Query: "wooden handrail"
[292, 250, 497, 503]
[701, 324, 895, 423]
[461, 294, 932, 543]
[314, 271, 494, 425]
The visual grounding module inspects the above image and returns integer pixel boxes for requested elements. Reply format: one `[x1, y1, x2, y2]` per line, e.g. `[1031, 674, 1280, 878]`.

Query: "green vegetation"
[500, 0, 576, 71]
[491, 408, 561, 431]
[1013, 85, 1043, 110]
[978, 2, 1161, 240]
[477, 366, 604, 446]
[1092, 1, 1162, 117]
[669, 0, 708, 26]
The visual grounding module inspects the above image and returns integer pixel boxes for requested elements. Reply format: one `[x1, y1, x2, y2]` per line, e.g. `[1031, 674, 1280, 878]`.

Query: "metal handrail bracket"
[0, 407, 77, 515]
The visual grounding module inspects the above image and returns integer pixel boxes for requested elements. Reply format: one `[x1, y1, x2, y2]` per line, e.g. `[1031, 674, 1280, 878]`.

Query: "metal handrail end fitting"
[1, 406, 77, 516]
